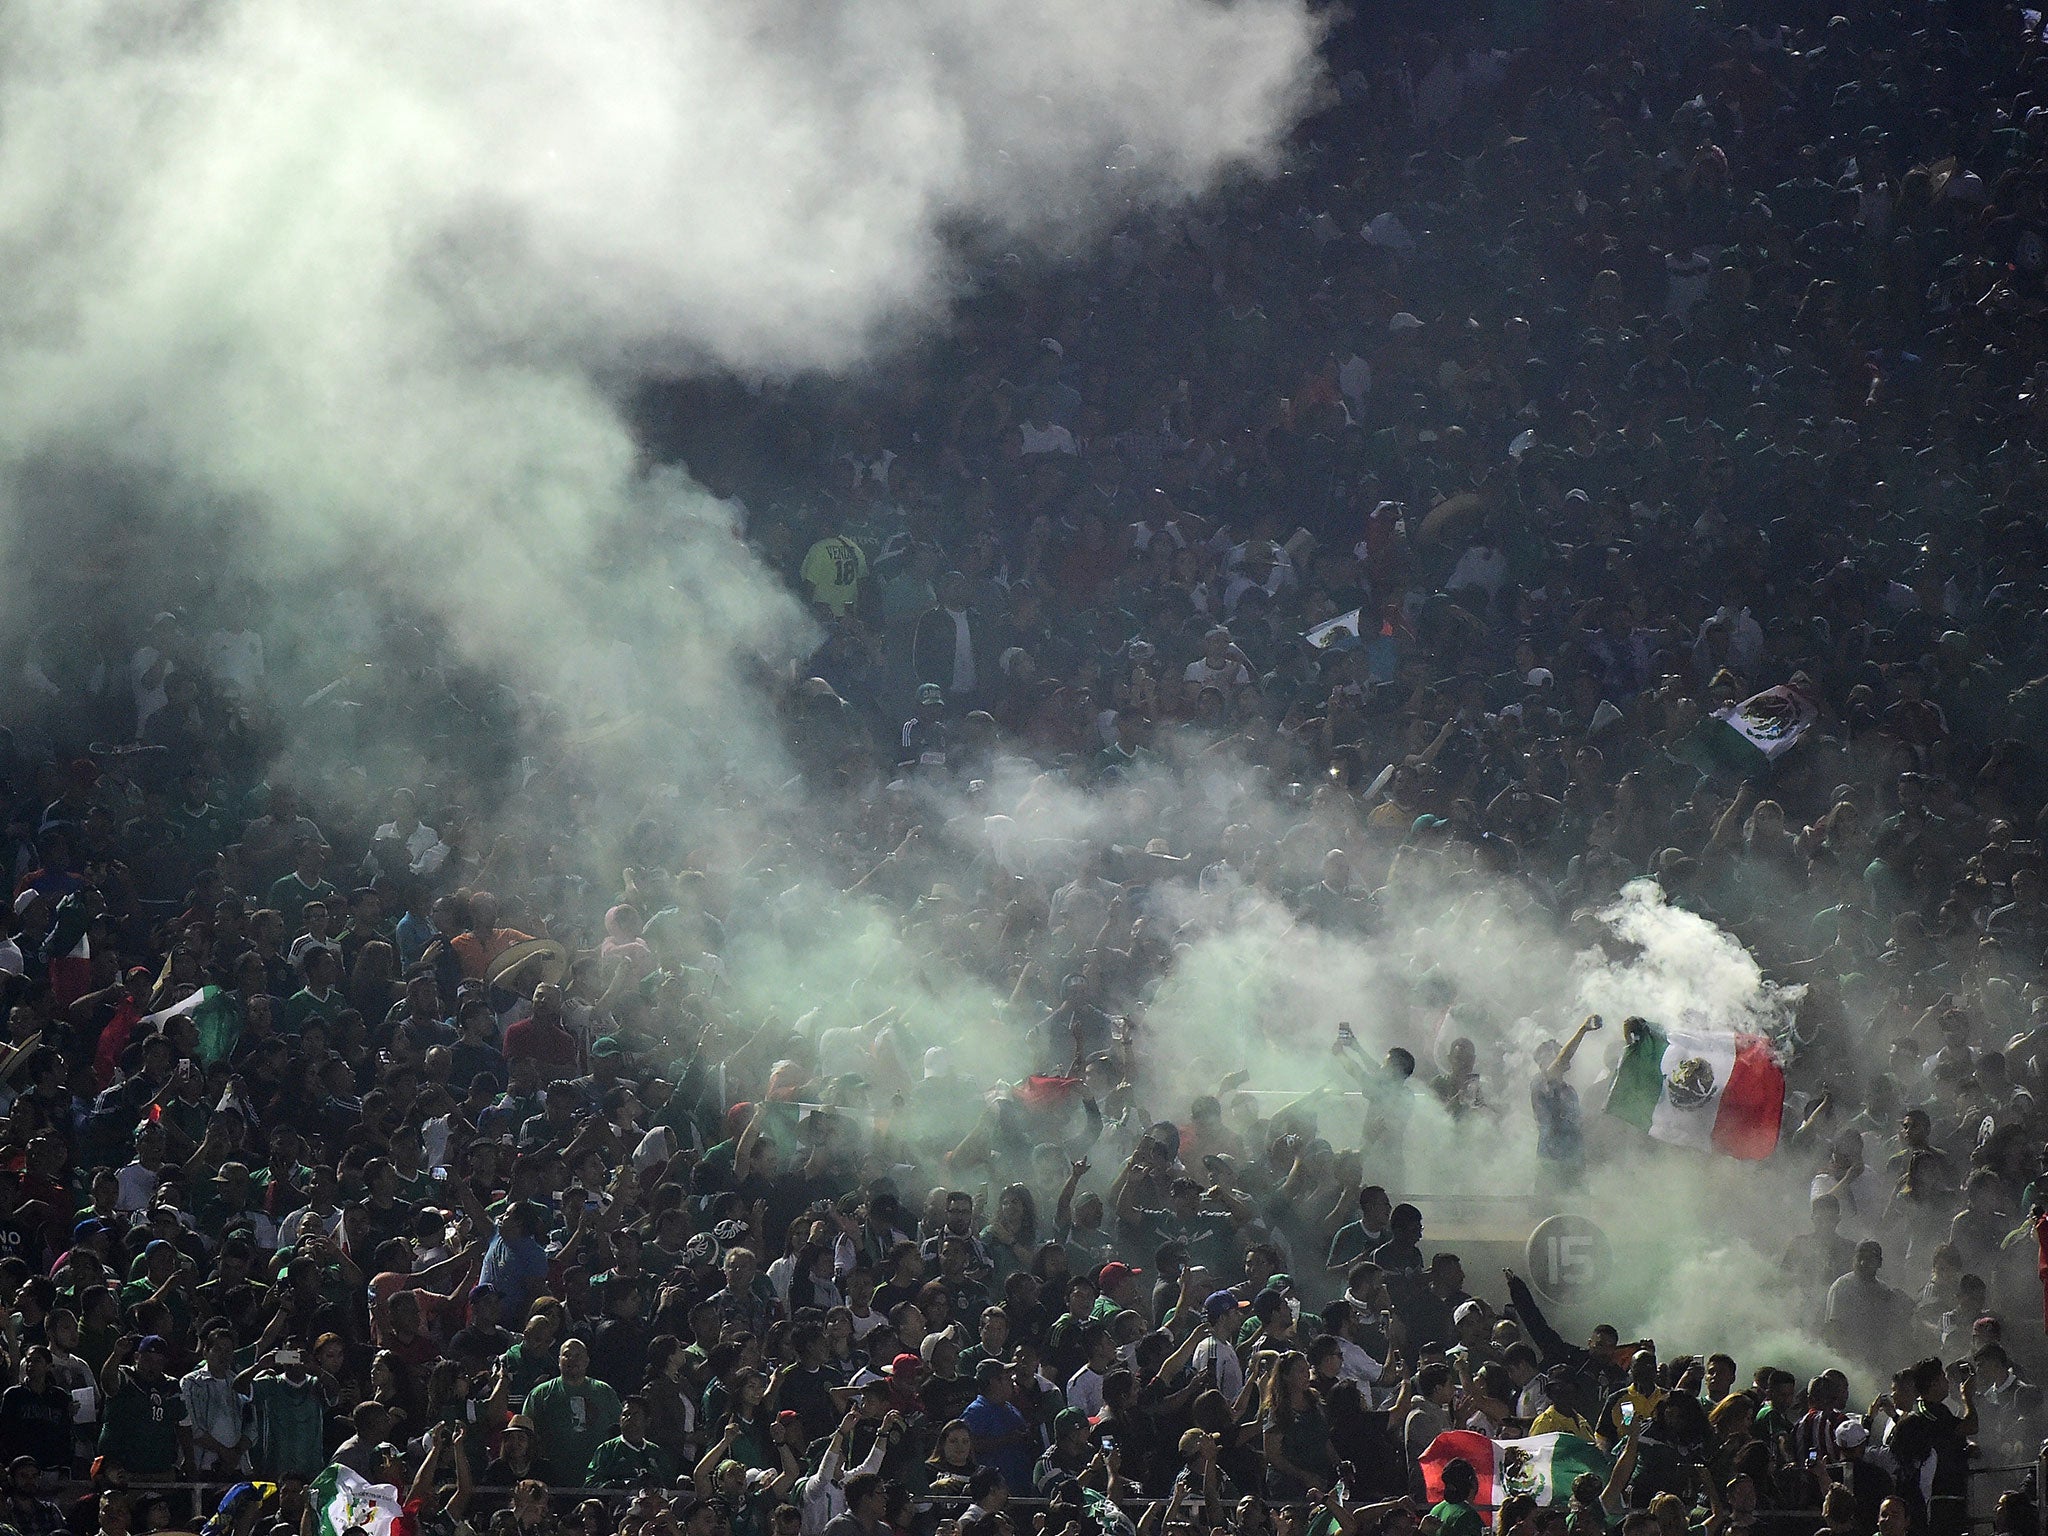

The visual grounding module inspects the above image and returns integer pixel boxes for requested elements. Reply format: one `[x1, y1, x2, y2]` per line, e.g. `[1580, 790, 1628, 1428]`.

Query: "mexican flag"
[142, 985, 241, 1066]
[1419, 1430, 1609, 1510]
[310, 1465, 409, 1536]
[1303, 608, 1362, 650]
[1716, 684, 1817, 759]
[1684, 683, 1818, 776]
[1604, 1020, 1784, 1159]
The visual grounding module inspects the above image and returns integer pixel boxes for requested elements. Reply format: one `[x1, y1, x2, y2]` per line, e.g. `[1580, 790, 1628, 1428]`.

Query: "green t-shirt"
[98, 1369, 187, 1475]
[501, 1340, 556, 1404]
[268, 873, 341, 926]
[281, 987, 345, 1035]
[250, 1371, 326, 1479]
[587, 1435, 677, 1488]
[1430, 1501, 1486, 1536]
[118, 1275, 194, 1337]
[524, 1375, 621, 1485]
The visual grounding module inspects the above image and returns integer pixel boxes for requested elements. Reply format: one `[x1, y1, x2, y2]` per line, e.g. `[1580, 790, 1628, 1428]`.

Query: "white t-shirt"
[115, 1160, 161, 1212]
[1184, 657, 1251, 692]
[1192, 1335, 1243, 1402]
[946, 609, 976, 694]
[1810, 1168, 1888, 1238]
[1067, 1365, 1107, 1418]
[1336, 1337, 1384, 1388]
[275, 1204, 344, 1251]
[1020, 421, 1077, 456]
[845, 1303, 887, 1341]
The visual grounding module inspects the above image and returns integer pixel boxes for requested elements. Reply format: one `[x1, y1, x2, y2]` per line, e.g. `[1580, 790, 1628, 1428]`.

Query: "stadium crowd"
[10, 3, 2048, 1536]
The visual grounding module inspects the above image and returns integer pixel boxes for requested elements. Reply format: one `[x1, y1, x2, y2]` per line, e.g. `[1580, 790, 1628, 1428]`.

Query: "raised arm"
[1055, 1157, 1090, 1230]
[1544, 1015, 1602, 1080]
[1600, 1416, 1644, 1513]
[693, 1423, 740, 1497]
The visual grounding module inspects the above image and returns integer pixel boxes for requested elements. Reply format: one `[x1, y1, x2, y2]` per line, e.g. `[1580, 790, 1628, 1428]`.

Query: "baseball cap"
[1453, 1300, 1486, 1324]
[137, 1335, 168, 1355]
[1097, 1261, 1141, 1289]
[916, 682, 945, 705]
[1836, 1418, 1869, 1449]
[468, 1283, 498, 1303]
[1053, 1407, 1088, 1436]
[883, 1352, 924, 1379]
[73, 1219, 106, 1241]
[589, 1036, 624, 1059]
[1204, 1290, 1243, 1319]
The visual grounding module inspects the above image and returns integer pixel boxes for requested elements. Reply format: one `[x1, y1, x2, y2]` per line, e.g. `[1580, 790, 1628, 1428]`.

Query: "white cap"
[1453, 1300, 1486, 1324]
[1836, 1418, 1869, 1449]
[1388, 312, 1425, 334]
[924, 1046, 952, 1080]
[1526, 667, 1555, 688]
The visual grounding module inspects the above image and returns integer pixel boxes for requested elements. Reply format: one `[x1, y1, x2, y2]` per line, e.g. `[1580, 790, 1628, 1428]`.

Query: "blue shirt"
[961, 1394, 1034, 1493]
[395, 910, 435, 966]
[480, 1232, 550, 1310]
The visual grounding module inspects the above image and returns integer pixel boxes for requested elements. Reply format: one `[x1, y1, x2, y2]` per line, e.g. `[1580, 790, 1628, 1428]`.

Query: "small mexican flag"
[1604, 1020, 1784, 1160]
[141, 985, 241, 1067]
[1303, 608, 1363, 651]
[1716, 683, 1817, 760]
[1683, 682, 1818, 777]
[1419, 1430, 1609, 1510]
[310, 1465, 408, 1536]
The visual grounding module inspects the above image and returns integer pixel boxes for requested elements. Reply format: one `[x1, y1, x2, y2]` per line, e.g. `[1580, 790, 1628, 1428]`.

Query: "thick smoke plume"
[0, 0, 1883, 1389]
[0, 0, 1322, 711]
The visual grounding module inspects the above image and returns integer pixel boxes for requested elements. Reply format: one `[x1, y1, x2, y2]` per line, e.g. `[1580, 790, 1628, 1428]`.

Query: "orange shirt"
[449, 926, 535, 979]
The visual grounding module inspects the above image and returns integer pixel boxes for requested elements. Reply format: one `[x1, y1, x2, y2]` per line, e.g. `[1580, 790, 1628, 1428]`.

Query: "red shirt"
[502, 1013, 578, 1071]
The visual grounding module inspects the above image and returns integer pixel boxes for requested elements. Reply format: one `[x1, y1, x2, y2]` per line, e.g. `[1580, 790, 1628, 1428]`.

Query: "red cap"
[1097, 1261, 1142, 1289]
[776, 1409, 802, 1425]
[884, 1352, 924, 1378]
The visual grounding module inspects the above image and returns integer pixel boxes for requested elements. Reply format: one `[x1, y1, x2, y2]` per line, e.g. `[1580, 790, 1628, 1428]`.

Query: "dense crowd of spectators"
[10, 4, 2048, 1536]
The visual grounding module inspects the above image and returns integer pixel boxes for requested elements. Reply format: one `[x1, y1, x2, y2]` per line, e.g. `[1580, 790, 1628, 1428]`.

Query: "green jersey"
[98, 1369, 186, 1475]
[524, 1375, 621, 1485]
[587, 1435, 677, 1487]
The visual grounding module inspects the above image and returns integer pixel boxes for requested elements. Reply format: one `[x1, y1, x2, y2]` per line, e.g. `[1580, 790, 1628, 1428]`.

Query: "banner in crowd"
[141, 983, 241, 1066]
[1604, 1020, 1784, 1159]
[311, 1465, 410, 1536]
[1702, 682, 1819, 770]
[1418, 1429, 1610, 1509]
[1303, 608, 1362, 649]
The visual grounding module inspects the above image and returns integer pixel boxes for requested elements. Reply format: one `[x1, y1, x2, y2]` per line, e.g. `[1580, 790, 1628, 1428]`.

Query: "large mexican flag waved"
[1604, 1020, 1784, 1159]
[311, 1465, 411, 1536]
[141, 984, 241, 1067]
[1419, 1430, 1610, 1509]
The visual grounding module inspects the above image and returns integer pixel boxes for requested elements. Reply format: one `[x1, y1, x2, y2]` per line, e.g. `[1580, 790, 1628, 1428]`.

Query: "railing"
[59, 1457, 2048, 1534]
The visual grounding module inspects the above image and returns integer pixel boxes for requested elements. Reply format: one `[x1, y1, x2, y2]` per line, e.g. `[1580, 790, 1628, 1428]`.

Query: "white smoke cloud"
[0, 0, 1321, 736]
[1575, 880, 1803, 1043]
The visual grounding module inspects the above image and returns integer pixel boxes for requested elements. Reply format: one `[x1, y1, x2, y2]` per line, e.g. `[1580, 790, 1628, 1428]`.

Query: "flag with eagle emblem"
[310, 1466, 410, 1536]
[1419, 1430, 1610, 1510]
[1603, 1018, 1784, 1159]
